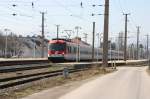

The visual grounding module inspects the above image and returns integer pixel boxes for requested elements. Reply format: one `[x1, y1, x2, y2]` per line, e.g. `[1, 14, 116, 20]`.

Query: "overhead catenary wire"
[0, 0, 94, 23]
[114, 0, 138, 37]
[0, 0, 102, 37]
[117, 0, 125, 14]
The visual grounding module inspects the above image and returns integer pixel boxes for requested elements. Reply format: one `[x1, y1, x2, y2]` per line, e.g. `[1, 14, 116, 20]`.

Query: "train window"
[70, 46, 73, 53]
[67, 46, 71, 53]
[69, 46, 71, 53]
[67, 46, 70, 53]
[70, 46, 74, 53]
[73, 47, 76, 53]
[49, 43, 65, 51]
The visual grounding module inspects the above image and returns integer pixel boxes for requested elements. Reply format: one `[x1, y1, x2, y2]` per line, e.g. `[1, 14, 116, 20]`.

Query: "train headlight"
[62, 52, 65, 55]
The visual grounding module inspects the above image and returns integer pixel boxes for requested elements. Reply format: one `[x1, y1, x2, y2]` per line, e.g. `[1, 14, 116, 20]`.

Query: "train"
[48, 38, 124, 62]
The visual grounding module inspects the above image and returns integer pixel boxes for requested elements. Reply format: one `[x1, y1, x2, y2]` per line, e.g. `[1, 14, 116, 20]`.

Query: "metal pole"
[4, 29, 9, 58]
[41, 12, 45, 58]
[129, 46, 131, 60]
[100, 36, 101, 48]
[75, 26, 81, 62]
[56, 25, 60, 40]
[146, 34, 150, 69]
[99, 33, 103, 48]
[97, 48, 98, 62]
[136, 26, 140, 60]
[103, 0, 109, 68]
[92, 22, 95, 61]
[34, 38, 36, 58]
[131, 44, 133, 60]
[5, 31, 8, 58]
[133, 44, 135, 60]
[118, 37, 120, 60]
[146, 34, 149, 59]
[76, 28, 79, 62]
[96, 33, 100, 61]
[83, 33, 88, 43]
[110, 40, 113, 67]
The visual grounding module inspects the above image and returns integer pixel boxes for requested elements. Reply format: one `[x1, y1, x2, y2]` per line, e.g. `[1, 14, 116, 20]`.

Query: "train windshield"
[49, 43, 66, 51]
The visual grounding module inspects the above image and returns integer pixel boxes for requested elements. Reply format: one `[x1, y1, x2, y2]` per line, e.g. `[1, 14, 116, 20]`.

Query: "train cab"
[48, 39, 66, 61]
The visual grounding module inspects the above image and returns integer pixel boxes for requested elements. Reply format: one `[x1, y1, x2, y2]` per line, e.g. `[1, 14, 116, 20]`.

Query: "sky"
[0, 0, 149, 45]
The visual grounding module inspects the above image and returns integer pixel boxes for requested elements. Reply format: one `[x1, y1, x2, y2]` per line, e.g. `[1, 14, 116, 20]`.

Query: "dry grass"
[0, 67, 116, 99]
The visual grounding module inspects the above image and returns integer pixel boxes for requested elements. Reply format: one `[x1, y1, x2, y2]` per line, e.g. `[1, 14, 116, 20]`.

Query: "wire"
[129, 15, 137, 27]
[54, 0, 73, 15]
[115, 0, 137, 32]
[117, 0, 125, 14]
[0, 1, 31, 3]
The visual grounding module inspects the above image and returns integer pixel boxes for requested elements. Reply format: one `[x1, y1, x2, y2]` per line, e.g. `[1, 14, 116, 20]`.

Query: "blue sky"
[0, 0, 149, 45]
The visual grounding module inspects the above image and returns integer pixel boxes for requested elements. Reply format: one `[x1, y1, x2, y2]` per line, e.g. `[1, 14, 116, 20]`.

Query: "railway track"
[0, 62, 91, 92]
[0, 68, 88, 89]
[0, 58, 49, 66]
[0, 63, 51, 73]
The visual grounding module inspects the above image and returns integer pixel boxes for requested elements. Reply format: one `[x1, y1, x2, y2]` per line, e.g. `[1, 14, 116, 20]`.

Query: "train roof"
[49, 38, 91, 46]
[49, 39, 66, 44]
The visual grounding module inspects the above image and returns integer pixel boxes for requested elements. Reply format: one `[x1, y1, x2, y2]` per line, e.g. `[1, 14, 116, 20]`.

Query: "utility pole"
[75, 26, 81, 62]
[136, 26, 140, 60]
[146, 34, 149, 59]
[96, 33, 100, 47]
[92, 22, 95, 61]
[4, 29, 9, 58]
[146, 34, 150, 69]
[96, 33, 100, 61]
[56, 25, 60, 39]
[83, 33, 88, 43]
[41, 12, 46, 58]
[99, 33, 103, 48]
[123, 13, 130, 61]
[117, 36, 120, 60]
[103, 0, 109, 68]
[131, 43, 134, 60]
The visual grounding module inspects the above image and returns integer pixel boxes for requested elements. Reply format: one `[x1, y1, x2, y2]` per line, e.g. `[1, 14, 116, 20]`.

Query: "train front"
[48, 39, 66, 62]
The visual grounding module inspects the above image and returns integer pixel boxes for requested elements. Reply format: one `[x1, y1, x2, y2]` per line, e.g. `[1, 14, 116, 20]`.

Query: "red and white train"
[48, 38, 123, 62]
